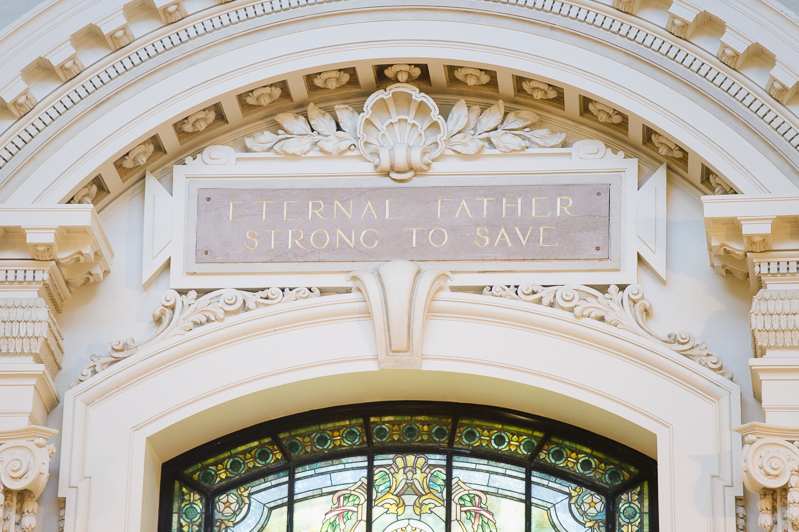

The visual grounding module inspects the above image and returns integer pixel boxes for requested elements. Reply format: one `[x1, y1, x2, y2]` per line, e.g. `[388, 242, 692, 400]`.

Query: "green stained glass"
[213, 471, 288, 532]
[369, 416, 452, 446]
[279, 419, 366, 458]
[373, 454, 447, 532]
[451, 456, 525, 532]
[294, 456, 368, 532]
[184, 437, 284, 488]
[535, 437, 637, 487]
[454, 419, 544, 458]
[530, 471, 606, 532]
[172, 482, 205, 532]
[617, 482, 649, 532]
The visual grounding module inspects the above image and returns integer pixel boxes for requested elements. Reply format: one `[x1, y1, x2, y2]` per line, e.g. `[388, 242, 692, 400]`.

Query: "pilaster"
[0, 206, 112, 532]
[705, 196, 799, 531]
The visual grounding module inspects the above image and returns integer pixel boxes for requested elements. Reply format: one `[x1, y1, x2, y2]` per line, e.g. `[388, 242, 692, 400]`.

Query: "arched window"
[160, 402, 656, 532]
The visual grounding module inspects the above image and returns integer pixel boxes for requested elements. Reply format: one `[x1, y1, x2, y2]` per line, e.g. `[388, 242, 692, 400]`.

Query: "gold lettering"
[229, 201, 246, 221]
[475, 226, 489, 247]
[475, 197, 496, 218]
[540, 226, 557, 246]
[263, 229, 283, 249]
[309, 200, 325, 220]
[503, 197, 521, 218]
[455, 199, 473, 218]
[514, 226, 533, 246]
[361, 201, 378, 219]
[428, 227, 448, 248]
[310, 229, 330, 249]
[245, 230, 258, 250]
[284, 201, 300, 221]
[336, 229, 355, 248]
[494, 227, 512, 247]
[437, 198, 453, 218]
[334, 200, 352, 219]
[360, 229, 378, 248]
[255, 201, 274, 220]
[557, 197, 575, 216]
[405, 228, 425, 248]
[386, 199, 402, 219]
[288, 229, 305, 249]
[531, 197, 549, 217]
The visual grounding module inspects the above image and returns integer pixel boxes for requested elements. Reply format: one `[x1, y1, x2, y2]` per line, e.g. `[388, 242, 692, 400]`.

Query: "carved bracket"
[0, 437, 56, 532]
[347, 261, 452, 369]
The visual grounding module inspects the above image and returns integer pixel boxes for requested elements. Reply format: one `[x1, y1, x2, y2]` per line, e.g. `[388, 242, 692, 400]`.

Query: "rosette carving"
[73, 287, 321, 386]
[483, 283, 732, 379]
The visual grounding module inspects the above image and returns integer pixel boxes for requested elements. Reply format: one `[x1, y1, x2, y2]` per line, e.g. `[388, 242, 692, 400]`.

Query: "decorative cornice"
[483, 283, 732, 379]
[2, 0, 799, 194]
[72, 287, 320, 387]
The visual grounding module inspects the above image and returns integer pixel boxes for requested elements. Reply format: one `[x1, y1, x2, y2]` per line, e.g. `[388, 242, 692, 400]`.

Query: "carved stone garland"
[245, 83, 567, 181]
[483, 283, 733, 379]
[72, 287, 320, 386]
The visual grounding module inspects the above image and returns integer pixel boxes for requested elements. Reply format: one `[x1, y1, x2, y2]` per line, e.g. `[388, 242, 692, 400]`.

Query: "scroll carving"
[72, 287, 320, 386]
[483, 283, 732, 379]
[0, 438, 56, 532]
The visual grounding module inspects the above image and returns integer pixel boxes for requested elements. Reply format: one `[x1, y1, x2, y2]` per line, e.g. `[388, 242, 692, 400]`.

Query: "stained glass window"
[161, 403, 657, 532]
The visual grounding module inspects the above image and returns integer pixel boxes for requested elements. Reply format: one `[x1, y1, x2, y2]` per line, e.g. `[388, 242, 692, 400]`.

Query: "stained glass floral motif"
[617, 482, 649, 532]
[372, 454, 448, 532]
[369, 416, 452, 446]
[451, 457, 525, 532]
[185, 437, 284, 488]
[294, 456, 369, 532]
[535, 437, 637, 488]
[453, 419, 544, 459]
[213, 471, 288, 532]
[530, 471, 606, 532]
[279, 419, 366, 458]
[173, 482, 205, 532]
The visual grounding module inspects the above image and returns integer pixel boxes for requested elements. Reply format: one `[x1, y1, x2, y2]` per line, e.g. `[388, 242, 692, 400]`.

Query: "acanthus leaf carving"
[483, 283, 732, 379]
[244, 85, 568, 180]
[180, 109, 216, 133]
[384, 64, 421, 83]
[587, 101, 624, 124]
[120, 141, 155, 168]
[245, 85, 281, 107]
[313, 70, 350, 90]
[651, 133, 684, 159]
[453, 67, 490, 86]
[72, 287, 321, 386]
[68, 183, 98, 205]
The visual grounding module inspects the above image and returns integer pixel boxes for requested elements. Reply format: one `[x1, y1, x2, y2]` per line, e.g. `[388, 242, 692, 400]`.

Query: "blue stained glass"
[530, 470, 606, 532]
[213, 471, 289, 532]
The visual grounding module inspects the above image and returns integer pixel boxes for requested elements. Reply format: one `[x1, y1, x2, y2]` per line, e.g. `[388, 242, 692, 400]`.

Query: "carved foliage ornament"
[313, 70, 350, 90]
[483, 283, 732, 379]
[244, 84, 567, 180]
[121, 141, 155, 168]
[587, 101, 624, 124]
[651, 133, 684, 159]
[384, 64, 421, 83]
[72, 287, 320, 386]
[180, 110, 216, 133]
[521, 79, 558, 100]
[245, 85, 281, 107]
[453, 67, 491, 86]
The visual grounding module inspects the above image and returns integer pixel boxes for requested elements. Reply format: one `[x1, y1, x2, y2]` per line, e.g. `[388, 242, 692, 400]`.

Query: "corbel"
[717, 28, 755, 69]
[0, 76, 37, 119]
[94, 9, 134, 51]
[151, 0, 188, 24]
[23, 227, 59, 261]
[738, 216, 775, 253]
[611, 0, 641, 15]
[43, 41, 84, 82]
[766, 61, 799, 105]
[665, 1, 703, 40]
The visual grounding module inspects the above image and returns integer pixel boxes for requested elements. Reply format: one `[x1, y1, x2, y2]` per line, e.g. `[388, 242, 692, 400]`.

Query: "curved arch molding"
[58, 288, 742, 532]
[2, 0, 799, 206]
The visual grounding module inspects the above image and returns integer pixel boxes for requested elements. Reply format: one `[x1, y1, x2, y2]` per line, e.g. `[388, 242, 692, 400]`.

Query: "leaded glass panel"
[172, 482, 205, 532]
[293, 456, 369, 532]
[213, 471, 289, 532]
[370, 416, 452, 446]
[534, 437, 636, 488]
[616, 482, 649, 532]
[453, 419, 544, 459]
[451, 456, 526, 532]
[530, 471, 606, 532]
[184, 437, 285, 488]
[372, 454, 448, 532]
[161, 404, 656, 532]
[279, 420, 367, 458]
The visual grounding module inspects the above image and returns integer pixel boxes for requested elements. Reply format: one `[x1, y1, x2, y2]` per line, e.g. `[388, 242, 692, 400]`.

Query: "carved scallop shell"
[356, 84, 447, 181]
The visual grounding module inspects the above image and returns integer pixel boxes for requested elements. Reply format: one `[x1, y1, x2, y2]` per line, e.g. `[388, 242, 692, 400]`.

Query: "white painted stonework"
[2, 1, 799, 532]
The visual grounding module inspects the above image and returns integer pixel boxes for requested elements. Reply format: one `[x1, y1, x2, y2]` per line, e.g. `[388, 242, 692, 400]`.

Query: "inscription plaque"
[195, 184, 610, 263]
